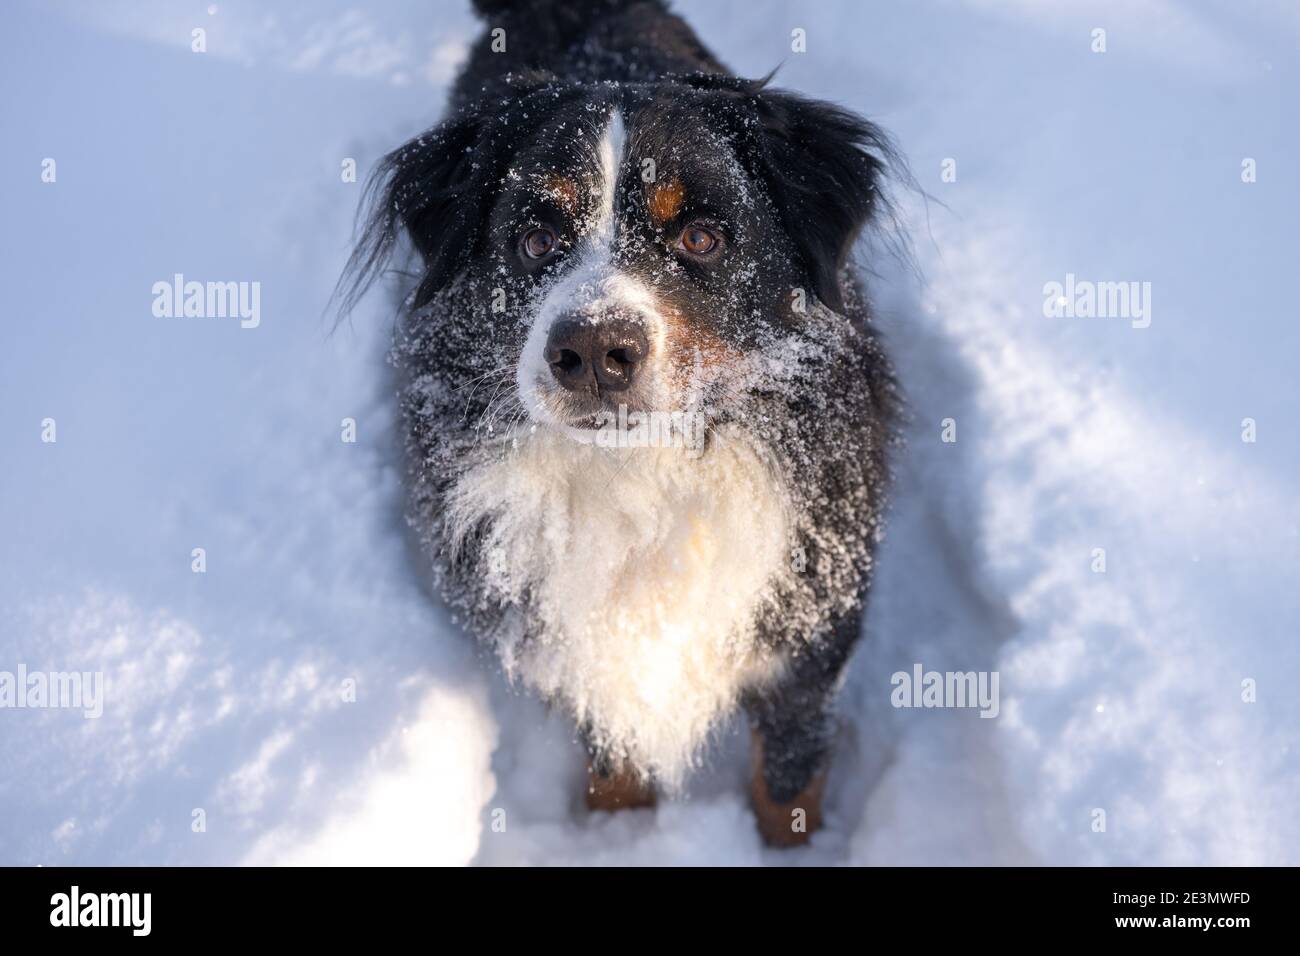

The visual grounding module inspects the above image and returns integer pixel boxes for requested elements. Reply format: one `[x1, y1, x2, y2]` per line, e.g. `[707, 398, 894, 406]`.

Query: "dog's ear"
[337, 73, 568, 317]
[388, 114, 488, 293]
[749, 90, 894, 313]
[338, 107, 489, 315]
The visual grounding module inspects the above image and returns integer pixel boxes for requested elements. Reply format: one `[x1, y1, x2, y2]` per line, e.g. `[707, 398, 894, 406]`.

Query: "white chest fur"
[446, 426, 791, 789]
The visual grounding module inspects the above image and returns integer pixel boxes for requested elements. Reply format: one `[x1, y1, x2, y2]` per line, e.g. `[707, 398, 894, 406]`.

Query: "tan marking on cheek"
[647, 177, 685, 227]
[661, 303, 737, 386]
[540, 174, 580, 215]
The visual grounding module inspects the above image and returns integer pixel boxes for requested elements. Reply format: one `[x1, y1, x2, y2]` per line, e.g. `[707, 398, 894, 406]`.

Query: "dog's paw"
[585, 762, 656, 812]
[750, 732, 828, 848]
[751, 773, 826, 848]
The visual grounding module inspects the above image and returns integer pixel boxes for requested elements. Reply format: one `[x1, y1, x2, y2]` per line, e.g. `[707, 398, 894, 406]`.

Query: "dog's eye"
[521, 227, 559, 260]
[678, 225, 720, 257]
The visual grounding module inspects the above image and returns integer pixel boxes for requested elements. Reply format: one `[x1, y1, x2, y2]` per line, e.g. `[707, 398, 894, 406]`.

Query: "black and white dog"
[344, 0, 899, 845]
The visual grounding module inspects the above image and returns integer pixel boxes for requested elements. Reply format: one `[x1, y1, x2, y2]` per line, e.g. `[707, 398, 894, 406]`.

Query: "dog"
[342, 0, 899, 847]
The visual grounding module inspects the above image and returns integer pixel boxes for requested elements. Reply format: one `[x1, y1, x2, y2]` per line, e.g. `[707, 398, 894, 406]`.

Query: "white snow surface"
[1, 0, 1296, 865]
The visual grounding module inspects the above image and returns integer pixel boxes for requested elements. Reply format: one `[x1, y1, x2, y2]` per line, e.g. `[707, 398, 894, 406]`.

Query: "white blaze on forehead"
[591, 109, 626, 247]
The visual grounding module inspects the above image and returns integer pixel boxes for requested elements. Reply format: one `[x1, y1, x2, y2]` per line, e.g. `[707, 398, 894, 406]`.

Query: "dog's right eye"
[520, 227, 559, 261]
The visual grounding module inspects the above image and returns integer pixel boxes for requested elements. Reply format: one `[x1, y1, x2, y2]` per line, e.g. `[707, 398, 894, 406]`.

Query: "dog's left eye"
[520, 226, 559, 260]
[677, 224, 721, 257]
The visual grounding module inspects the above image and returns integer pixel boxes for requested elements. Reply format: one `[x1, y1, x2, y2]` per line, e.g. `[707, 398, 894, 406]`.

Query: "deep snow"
[1, 0, 1296, 865]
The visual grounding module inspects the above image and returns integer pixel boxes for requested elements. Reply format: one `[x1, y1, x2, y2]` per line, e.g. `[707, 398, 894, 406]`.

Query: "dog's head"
[345, 75, 895, 442]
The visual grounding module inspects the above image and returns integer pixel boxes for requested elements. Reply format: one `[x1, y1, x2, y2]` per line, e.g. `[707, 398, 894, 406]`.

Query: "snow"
[1, 0, 1296, 865]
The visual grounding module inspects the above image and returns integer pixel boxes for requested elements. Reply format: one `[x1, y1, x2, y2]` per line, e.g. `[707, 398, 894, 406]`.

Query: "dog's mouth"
[523, 385, 714, 459]
[536, 398, 650, 439]
[558, 411, 611, 431]
[524, 378, 647, 428]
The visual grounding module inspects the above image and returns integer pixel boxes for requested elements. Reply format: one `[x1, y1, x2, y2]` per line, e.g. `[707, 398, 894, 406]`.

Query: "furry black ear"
[749, 90, 896, 312]
[336, 107, 489, 317]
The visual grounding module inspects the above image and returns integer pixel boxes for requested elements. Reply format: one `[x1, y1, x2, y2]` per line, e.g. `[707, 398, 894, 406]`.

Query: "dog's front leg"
[746, 616, 859, 847]
[747, 695, 834, 848]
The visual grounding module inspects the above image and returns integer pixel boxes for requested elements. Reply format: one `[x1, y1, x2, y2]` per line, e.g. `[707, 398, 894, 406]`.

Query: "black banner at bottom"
[0, 865, 1281, 941]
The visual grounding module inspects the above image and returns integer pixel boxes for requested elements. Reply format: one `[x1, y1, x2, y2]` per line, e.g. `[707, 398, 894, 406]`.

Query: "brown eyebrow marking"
[648, 177, 685, 226]
[539, 173, 580, 215]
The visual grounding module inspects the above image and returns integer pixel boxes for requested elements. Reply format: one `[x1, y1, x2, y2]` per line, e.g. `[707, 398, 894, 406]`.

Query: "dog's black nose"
[545, 313, 649, 393]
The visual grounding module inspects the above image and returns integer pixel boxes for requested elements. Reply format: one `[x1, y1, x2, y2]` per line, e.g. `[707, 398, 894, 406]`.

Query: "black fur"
[343, 0, 900, 811]
[454, 0, 726, 107]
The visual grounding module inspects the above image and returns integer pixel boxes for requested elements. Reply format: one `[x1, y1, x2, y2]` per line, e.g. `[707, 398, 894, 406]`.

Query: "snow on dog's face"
[347, 76, 891, 445]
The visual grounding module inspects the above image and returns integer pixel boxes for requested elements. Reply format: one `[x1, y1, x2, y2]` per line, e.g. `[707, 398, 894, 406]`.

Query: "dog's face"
[352, 77, 891, 442]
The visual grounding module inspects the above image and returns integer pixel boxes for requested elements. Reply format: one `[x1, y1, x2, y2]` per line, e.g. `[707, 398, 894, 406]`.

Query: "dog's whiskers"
[461, 364, 518, 422]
